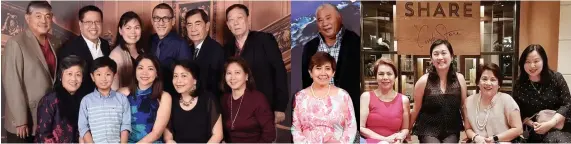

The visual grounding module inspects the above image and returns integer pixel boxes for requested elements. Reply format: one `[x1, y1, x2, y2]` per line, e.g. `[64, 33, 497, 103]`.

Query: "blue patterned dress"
[128, 88, 162, 143]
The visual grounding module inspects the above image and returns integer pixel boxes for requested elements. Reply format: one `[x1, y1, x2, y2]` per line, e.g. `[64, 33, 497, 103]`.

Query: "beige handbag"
[536, 110, 564, 130]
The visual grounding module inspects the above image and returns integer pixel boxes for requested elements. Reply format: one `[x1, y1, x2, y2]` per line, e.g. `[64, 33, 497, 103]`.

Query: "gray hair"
[315, 3, 341, 18]
[26, 1, 52, 14]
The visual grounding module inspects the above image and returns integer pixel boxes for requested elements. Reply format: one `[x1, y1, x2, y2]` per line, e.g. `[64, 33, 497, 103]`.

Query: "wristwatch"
[493, 135, 499, 143]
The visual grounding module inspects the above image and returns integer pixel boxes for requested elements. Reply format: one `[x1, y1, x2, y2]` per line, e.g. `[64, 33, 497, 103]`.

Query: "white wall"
[558, 1, 571, 89]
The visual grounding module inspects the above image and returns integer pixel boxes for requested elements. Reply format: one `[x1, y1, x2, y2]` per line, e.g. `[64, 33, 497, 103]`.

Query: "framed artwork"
[260, 15, 291, 53]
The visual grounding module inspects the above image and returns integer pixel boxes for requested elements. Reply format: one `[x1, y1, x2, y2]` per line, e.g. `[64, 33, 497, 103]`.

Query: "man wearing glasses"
[58, 5, 111, 98]
[151, 3, 193, 95]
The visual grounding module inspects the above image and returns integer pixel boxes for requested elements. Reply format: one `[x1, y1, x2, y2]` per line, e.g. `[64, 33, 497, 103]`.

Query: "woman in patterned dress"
[36, 55, 86, 143]
[408, 39, 468, 143]
[292, 51, 357, 143]
[514, 44, 571, 143]
[117, 54, 172, 143]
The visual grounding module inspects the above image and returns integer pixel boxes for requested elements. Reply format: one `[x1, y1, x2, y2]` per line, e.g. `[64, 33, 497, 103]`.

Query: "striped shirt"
[78, 89, 131, 143]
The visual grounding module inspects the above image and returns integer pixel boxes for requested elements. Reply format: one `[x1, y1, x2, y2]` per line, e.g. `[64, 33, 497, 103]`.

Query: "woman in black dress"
[408, 39, 468, 143]
[163, 60, 223, 143]
[514, 44, 571, 143]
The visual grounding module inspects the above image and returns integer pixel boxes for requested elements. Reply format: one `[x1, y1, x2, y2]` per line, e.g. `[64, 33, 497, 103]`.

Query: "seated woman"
[36, 55, 86, 143]
[360, 58, 410, 143]
[163, 60, 223, 143]
[292, 52, 357, 143]
[465, 63, 523, 143]
[117, 54, 172, 143]
[221, 57, 275, 143]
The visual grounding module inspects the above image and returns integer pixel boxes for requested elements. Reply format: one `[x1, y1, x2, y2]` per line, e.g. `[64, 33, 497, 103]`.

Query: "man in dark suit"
[224, 4, 288, 125]
[301, 3, 361, 115]
[58, 5, 111, 97]
[185, 9, 225, 97]
[2, 1, 62, 142]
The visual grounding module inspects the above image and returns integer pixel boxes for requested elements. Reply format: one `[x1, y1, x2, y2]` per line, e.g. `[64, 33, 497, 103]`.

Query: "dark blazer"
[57, 35, 111, 97]
[224, 31, 288, 112]
[301, 29, 361, 109]
[192, 36, 226, 98]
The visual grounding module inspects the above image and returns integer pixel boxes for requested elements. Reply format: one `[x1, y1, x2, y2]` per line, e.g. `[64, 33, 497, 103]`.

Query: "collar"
[196, 38, 205, 49]
[318, 27, 345, 47]
[158, 30, 179, 41]
[92, 88, 116, 99]
[82, 35, 100, 50]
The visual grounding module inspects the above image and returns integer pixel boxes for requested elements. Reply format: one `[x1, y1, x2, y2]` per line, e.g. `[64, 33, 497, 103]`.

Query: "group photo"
[2, 0, 571, 143]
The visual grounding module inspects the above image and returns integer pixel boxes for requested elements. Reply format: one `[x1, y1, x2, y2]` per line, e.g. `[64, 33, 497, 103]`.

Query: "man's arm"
[2, 40, 29, 127]
[262, 33, 288, 112]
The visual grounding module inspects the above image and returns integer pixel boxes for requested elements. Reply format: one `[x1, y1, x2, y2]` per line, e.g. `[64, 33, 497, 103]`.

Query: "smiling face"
[25, 7, 52, 35]
[152, 8, 174, 39]
[91, 66, 114, 91]
[316, 5, 341, 40]
[61, 65, 83, 94]
[79, 11, 102, 42]
[226, 8, 249, 37]
[173, 65, 196, 94]
[431, 44, 453, 71]
[309, 62, 335, 86]
[225, 63, 248, 91]
[524, 50, 543, 79]
[376, 64, 396, 91]
[119, 19, 141, 45]
[136, 58, 157, 88]
[478, 70, 499, 96]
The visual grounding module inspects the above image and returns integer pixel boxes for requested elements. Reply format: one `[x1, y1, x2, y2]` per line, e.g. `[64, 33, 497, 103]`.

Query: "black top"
[57, 36, 111, 97]
[513, 71, 571, 141]
[223, 31, 288, 112]
[413, 76, 464, 137]
[301, 29, 361, 116]
[131, 56, 137, 68]
[169, 91, 220, 143]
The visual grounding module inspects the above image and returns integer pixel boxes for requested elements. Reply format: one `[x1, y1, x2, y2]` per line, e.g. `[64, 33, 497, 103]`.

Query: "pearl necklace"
[310, 84, 331, 99]
[476, 95, 494, 130]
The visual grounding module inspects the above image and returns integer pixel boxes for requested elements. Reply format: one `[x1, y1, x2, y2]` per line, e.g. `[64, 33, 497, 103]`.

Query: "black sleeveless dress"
[412, 76, 464, 137]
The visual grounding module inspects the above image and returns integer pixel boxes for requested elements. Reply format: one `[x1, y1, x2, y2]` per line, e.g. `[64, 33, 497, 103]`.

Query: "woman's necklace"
[230, 92, 244, 130]
[179, 96, 196, 106]
[310, 84, 331, 99]
[530, 81, 542, 94]
[476, 95, 494, 130]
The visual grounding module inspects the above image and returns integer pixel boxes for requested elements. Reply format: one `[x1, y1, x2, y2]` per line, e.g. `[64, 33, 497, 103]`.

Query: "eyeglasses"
[153, 16, 173, 23]
[82, 21, 101, 26]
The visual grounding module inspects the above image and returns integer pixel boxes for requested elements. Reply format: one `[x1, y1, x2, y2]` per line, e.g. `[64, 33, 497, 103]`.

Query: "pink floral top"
[292, 88, 357, 143]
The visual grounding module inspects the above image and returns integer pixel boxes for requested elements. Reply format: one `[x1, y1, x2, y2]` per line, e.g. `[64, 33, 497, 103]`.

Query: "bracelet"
[472, 134, 479, 142]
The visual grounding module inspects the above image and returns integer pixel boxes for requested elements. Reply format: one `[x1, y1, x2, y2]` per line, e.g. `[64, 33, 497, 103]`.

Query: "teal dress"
[128, 88, 162, 143]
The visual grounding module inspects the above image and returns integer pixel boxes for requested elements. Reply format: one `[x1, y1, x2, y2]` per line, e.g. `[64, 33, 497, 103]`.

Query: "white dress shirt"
[83, 36, 104, 60]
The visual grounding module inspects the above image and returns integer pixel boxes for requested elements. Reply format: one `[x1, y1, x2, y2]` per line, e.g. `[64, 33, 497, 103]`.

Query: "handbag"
[522, 110, 565, 141]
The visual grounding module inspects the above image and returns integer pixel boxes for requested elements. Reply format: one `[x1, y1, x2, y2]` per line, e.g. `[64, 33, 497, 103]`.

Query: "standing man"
[58, 5, 110, 98]
[185, 9, 225, 97]
[2, 1, 62, 142]
[150, 3, 193, 95]
[224, 4, 288, 126]
[301, 3, 361, 119]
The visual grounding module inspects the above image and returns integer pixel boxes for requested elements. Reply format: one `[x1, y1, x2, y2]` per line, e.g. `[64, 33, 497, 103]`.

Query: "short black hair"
[90, 57, 117, 74]
[225, 4, 249, 18]
[172, 59, 202, 97]
[57, 55, 86, 81]
[78, 5, 103, 22]
[26, 1, 52, 14]
[153, 3, 174, 17]
[185, 9, 209, 23]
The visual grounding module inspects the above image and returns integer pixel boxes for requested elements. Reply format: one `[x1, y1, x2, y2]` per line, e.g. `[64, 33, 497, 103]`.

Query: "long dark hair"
[129, 54, 163, 100]
[518, 44, 552, 83]
[113, 11, 144, 54]
[54, 55, 86, 122]
[221, 56, 256, 93]
[171, 60, 203, 97]
[427, 39, 458, 84]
